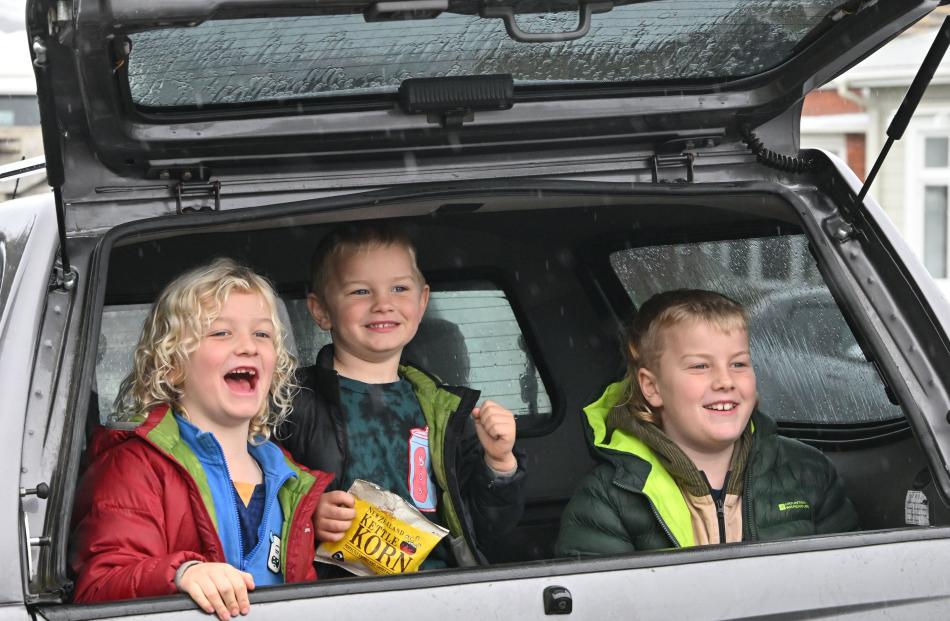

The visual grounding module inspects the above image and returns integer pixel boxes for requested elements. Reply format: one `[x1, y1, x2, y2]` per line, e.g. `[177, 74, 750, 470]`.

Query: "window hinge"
[651, 152, 694, 183]
[175, 180, 221, 214]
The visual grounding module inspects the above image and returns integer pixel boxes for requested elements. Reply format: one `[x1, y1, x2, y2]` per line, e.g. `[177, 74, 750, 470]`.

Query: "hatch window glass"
[609, 235, 902, 426]
[127, 0, 845, 108]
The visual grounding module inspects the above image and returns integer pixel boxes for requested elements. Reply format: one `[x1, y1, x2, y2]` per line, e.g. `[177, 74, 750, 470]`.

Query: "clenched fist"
[471, 400, 517, 473]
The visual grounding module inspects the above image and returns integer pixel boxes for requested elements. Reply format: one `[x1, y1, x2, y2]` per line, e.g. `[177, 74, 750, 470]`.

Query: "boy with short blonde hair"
[557, 289, 857, 556]
[280, 223, 525, 567]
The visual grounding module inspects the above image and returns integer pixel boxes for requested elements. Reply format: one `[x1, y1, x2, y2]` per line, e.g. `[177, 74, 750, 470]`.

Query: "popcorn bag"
[315, 479, 449, 576]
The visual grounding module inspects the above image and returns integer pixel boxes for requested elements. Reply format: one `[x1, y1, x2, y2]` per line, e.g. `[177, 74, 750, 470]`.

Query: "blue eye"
[351, 288, 369, 296]
[254, 331, 272, 339]
[209, 330, 230, 338]
[393, 285, 409, 293]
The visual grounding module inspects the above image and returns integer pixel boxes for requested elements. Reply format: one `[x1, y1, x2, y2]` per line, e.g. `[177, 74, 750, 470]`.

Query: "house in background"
[0, 29, 46, 199]
[801, 7, 950, 296]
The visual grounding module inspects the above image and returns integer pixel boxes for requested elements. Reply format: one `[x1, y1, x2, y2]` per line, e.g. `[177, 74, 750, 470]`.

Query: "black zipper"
[613, 480, 680, 548]
[744, 450, 758, 542]
[717, 471, 731, 544]
[700, 471, 730, 544]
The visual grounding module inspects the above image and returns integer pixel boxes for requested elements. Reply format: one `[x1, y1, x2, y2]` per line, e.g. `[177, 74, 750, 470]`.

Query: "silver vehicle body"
[5, 0, 950, 618]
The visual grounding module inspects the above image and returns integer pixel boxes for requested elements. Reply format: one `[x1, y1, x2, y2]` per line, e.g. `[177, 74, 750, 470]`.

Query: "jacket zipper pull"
[715, 494, 726, 544]
[702, 470, 730, 545]
[716, 471, 732, 544]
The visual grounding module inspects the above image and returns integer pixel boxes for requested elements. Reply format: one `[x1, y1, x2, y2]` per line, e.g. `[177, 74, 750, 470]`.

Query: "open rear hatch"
[24, 0, 940, 223]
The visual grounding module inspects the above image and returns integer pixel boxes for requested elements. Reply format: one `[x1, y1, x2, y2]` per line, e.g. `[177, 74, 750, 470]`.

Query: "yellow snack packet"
[315, 479, 449, 576]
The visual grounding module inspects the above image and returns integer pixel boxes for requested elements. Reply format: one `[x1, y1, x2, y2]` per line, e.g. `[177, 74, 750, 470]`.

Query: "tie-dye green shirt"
[338, 375, 449, 568]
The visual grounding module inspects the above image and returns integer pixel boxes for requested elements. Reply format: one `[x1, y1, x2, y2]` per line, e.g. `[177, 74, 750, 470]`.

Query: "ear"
[306, 293, 333, 331]
[419, 283, 430, 315]
[638, 368, 663, 409]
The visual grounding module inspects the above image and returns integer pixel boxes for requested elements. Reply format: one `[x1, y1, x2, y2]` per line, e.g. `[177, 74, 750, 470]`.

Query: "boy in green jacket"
[557, 289, 857, 556]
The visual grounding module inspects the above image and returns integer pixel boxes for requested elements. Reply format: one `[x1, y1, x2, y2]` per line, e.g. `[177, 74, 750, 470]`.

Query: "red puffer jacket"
[70, 405, 332, 602]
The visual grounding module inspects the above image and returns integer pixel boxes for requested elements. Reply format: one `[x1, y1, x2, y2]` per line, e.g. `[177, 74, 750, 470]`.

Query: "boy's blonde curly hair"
[113, 258, 297, 442]
[618, 289, 748, 426]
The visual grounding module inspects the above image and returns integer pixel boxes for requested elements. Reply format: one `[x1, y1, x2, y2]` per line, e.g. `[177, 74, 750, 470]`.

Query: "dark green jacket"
[556, 381, 859, 556]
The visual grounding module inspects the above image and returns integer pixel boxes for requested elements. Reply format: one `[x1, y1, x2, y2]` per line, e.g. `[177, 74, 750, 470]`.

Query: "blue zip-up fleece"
[176, 415, 295, 585]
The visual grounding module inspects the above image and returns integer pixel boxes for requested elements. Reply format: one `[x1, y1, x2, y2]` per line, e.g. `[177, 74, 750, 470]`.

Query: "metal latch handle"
[480, 2, 612, 43]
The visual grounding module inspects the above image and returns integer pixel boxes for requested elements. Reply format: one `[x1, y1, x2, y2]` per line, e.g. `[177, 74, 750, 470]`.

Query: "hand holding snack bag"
[315, 480, 449, 577]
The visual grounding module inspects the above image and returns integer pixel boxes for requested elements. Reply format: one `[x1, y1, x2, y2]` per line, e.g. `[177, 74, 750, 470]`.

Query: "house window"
[0, 95, 41, 126]
[917, 133, 950, 280]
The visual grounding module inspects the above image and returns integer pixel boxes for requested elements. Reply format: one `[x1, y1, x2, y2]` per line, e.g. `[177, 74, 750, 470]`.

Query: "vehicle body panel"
[35, 532, 950, 620]
[0, 192, 58, 605]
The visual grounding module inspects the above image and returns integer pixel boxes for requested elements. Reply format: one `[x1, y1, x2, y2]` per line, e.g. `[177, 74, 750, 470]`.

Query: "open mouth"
[704, 402, 739, 412]
[224, 367, 258, 393]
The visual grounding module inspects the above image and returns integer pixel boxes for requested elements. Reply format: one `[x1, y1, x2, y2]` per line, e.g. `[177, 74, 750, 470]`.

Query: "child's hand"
[177, 562, 254, 621]
[472, 400, 518, 473]
[315, 490, 357, 542]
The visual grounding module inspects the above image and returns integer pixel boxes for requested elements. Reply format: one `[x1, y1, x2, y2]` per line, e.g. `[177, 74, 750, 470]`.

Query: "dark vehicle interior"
[70, 180, 950, 576]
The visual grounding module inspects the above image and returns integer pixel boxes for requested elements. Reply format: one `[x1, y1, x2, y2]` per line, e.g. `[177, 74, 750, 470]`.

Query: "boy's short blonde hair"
[309, 222, 425, 300]
[113, 258, 297, 442]
[619, 289, 748, 426]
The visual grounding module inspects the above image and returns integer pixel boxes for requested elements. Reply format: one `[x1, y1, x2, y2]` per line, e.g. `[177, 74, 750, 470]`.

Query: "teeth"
[706, 402, 736, 411]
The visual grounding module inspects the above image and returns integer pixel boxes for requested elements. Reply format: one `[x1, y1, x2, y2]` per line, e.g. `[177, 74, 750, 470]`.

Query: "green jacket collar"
[583, 381, 772, 548]
[583, 381, 694, 547]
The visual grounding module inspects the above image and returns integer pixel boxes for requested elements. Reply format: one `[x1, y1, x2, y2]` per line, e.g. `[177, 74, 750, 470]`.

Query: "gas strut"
[857, 15, 950, 205]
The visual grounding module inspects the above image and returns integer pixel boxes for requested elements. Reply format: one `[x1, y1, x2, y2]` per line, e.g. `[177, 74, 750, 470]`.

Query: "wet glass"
[609, 235, 902, 425]
[126, 0, 845, 107]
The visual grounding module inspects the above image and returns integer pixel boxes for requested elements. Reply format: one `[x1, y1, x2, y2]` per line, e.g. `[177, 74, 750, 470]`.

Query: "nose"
[711, 364, 734, 390]
[234, 330, 258, 355]
[371, 290, 394, 311]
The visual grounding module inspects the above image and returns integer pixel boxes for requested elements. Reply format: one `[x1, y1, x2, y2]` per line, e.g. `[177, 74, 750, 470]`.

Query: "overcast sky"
[0, 0, 24, 32]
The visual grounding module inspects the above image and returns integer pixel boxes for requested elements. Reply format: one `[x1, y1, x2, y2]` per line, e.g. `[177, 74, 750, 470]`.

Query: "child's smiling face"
[309, 243, 429, 376]
[178, 291, 277, 431]
[638, 319, 756, 458]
